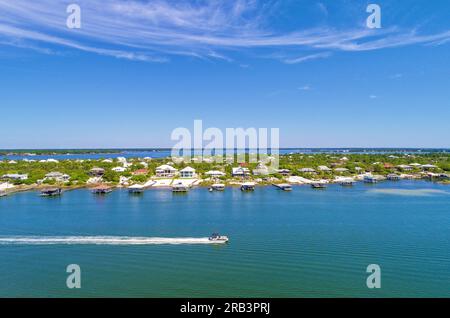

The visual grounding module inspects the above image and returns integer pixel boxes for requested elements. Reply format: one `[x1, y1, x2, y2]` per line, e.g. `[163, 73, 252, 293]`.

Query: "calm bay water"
[0, 180, 449, 297]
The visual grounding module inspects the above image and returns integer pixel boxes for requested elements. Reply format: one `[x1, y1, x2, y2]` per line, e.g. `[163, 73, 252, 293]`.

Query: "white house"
[139, 161, 149, 168]
[117, 157, 127, 164]
[299, 168, 315, 173]
[38, 159, 59, 163]
[318, 166, 332, 172]
[112, 166, 126, 172]
[123, 162, 133, 168]
[232, 167, 250, 177]
[155, 164, 178, 177]
[205, 170, 226, 177]
[2, 174, 28, 181]
[180, 166, 196, 178]
[45, 172, 70, 182]
[253, 163, 269, 176]
[202, 157, 214, 163]
[421, 164, 438, 170]
[397, 164, 413, 171]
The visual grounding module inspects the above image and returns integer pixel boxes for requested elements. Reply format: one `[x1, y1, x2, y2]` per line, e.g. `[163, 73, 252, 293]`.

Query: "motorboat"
[208, 233, 229, 243]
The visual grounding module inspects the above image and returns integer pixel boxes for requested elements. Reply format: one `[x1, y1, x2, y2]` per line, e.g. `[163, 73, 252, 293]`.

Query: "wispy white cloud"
[298, 85, 312, 91]
[0, 0, 449, 63]
[283, 52, 332, 64]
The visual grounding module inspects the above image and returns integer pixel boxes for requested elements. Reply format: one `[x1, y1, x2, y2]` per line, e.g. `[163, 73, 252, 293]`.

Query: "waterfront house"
[421, 164, 438, 170]
[253, 163, 270, 176]
[397, 164, 413, 171]
[232, 167, 250, 177]
[318, 166, 332, 172]
[205, 170, 226, 178]
[89, 167, 105, 176]
[298, 168, 316, 173]
[45, 172, 70, 182]
[155, 165, 178, 177]
[180, 167, 196, 178]
[1, 174, 28, 181]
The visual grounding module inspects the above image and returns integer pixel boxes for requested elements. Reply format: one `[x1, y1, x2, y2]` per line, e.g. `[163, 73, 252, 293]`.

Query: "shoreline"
[1, 152, 449, 196]
[1, 178, 448, 196]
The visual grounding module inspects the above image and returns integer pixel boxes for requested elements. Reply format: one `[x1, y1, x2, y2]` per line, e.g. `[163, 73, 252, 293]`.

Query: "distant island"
[0, 148, 449, 157]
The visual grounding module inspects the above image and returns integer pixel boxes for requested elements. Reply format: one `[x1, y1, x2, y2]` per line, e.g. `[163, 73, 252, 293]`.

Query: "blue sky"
[0, 0, 449, 148]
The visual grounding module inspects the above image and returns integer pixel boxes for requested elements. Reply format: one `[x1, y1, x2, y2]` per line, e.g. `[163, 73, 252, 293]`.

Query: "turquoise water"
[0, 180, 449, 297]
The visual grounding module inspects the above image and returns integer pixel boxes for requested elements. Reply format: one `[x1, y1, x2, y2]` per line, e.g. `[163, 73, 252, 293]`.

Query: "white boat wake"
[0, 236, 226, 245]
